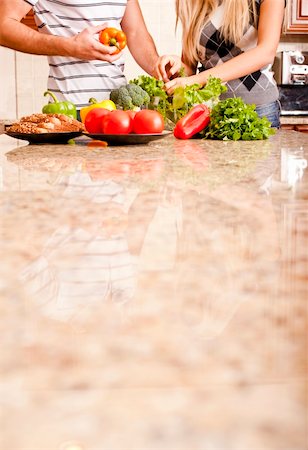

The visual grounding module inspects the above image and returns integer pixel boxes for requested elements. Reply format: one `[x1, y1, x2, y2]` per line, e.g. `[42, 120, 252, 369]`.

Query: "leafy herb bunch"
[202, 97, 276, 141]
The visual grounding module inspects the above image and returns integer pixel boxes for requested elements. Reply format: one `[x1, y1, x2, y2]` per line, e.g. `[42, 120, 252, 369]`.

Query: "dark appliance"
[273, 51, 308, 116]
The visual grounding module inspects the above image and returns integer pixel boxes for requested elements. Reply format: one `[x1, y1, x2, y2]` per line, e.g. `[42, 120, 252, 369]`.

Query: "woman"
[154, 0, 285, 127]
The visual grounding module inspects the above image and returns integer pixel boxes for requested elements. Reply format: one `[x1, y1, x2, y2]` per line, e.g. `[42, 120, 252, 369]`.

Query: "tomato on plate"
[85, 108, 111, 133]
[102, 110, 133, 134]
[133, 109, 164, 134]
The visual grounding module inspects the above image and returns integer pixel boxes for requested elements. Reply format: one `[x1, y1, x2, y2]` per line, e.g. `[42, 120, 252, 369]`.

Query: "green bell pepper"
[42, 91, 77, 119]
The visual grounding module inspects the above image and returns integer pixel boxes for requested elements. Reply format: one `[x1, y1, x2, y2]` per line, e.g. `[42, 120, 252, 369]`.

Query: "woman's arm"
[164, 0, 285, 94]
[121, 0, 159, 76]
[0, 0, 121, 61]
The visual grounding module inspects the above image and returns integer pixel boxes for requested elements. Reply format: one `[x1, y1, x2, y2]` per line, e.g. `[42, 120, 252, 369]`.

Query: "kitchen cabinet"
[284, 0, 308, 34]
[21, 9, 37, 30]
[281, 123, 308, 133]
[280, 115, 308, 133]
[294, 124, 308, 133]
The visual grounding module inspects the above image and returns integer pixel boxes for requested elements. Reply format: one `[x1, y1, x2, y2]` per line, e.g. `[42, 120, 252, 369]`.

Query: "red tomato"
[85, 108, 111, 133]
[133, 110, 164, 134]
[102, 110, 133, 134]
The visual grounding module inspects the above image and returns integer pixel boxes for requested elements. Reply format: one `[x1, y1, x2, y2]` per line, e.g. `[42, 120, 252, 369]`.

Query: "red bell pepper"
[173, 104, 210, 139]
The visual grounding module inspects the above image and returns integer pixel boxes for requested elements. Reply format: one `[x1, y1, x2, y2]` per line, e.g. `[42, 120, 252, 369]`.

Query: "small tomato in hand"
[99, 27, 127, 54]
[85, 108, 111, 133]
[133, 110, 164, 134]
[102, 110, 133, 134]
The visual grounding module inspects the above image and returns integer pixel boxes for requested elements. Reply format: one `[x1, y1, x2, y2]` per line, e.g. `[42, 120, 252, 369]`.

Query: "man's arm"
[0, 0, 120, 61]
[121, 0, 159, 76]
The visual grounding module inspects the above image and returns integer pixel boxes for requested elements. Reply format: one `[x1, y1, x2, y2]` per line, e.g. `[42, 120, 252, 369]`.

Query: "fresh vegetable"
[130, 75, 226, 124]
[201, 97, 276, 141]
[130, 75, 168, 116]
[101, 110, 133, 134]
[133, 110, 164, 134]
[42, 91, 77, 119]
[173, 104, 210, 139]
[99, 27, 127, 53]
[170, 76, 227, 122]
[110, 84, 150, 110]
[85, 108, 111, 133]
[80, 98, 116, 123]
[87, 140, 108, 148]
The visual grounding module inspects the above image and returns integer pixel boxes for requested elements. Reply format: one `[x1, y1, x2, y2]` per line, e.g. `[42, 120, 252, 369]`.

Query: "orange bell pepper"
[99, 28, 127, 54]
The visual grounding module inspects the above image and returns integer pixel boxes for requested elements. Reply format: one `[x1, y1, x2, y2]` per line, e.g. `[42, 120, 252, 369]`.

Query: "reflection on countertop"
[0, 131, 307, 450]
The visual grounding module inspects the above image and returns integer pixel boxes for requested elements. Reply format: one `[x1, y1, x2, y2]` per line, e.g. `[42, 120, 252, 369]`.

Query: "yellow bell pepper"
[80, 98, 116, 123]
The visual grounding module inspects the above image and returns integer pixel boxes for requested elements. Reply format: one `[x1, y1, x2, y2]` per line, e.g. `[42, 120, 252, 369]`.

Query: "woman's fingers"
[167, 57, 182, 78]
[155, 56, 172, 81]
[154, 55, 182, 82]
[164, 78, 180, 95]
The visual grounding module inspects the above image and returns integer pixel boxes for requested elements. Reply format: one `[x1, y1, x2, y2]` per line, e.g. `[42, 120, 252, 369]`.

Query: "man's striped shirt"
[25, 0, 128, 108]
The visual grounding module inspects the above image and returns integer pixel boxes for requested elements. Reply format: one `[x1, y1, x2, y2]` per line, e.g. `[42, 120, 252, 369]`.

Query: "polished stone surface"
[0, 130, 307, 449]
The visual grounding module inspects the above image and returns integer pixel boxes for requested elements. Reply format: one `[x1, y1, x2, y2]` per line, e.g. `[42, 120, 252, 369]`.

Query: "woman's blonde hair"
[176, 0, 257, 68]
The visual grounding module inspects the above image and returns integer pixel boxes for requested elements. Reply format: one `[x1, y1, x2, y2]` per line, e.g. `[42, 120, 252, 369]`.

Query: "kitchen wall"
[0, 0, 182, 121]
[0, 1, 307, 121]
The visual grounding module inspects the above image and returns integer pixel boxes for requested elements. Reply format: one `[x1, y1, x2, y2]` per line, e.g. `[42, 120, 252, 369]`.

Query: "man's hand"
[69, 23, 123, 62]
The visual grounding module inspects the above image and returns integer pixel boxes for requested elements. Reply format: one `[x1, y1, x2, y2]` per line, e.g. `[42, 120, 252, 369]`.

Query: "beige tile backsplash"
[0, 47, 17, 120]
[0, 0, 181, 120]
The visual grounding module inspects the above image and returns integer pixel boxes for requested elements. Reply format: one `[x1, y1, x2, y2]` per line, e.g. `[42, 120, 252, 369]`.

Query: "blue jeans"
[255, 100, 281, 128]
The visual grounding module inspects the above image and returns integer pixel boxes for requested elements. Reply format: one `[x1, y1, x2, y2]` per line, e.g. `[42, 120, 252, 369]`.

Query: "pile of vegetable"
[129, 75, 275, 141]
[47, 70, 275, 142]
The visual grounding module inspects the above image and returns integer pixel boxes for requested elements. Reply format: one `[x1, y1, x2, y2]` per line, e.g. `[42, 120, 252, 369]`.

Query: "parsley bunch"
[202, 97, 276, 140]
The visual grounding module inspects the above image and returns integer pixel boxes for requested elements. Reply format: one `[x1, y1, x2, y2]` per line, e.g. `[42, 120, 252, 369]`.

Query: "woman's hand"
[70, 23, 122, 62]
[153, 54, 183, 82]
[164, 74, 201, 95]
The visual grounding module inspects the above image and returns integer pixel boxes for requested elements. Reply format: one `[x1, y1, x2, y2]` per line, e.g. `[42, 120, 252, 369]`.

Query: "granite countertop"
[0, 130, 307, 450]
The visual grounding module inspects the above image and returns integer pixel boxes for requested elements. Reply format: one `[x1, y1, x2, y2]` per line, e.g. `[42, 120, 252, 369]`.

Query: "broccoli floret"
[126, 83, 150, 107]
[109, 83, 150, 110]
[110, 86, 134, 110]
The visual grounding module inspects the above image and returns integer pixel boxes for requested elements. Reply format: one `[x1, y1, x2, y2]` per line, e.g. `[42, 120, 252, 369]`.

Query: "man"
[0, 0, 159, 110]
